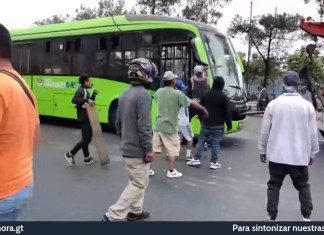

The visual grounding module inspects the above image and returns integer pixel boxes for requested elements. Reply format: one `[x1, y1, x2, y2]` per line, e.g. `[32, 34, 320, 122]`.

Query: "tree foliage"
[75, 0, 128, 20]
[245, 59, 264, 92]
[34, 0, 128, 25]
[182, 0, 231, 24]
[136, 0, 180, 15]
[34, 14, 70, 26]
[286, 48, 324, 80]
[304, 0, 324, 17]
[228, 13, 303, 86]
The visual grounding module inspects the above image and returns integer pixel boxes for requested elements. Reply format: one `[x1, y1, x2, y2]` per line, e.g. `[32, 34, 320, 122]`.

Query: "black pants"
[267, 162, 313, 219]
[70, 121, 92, 158]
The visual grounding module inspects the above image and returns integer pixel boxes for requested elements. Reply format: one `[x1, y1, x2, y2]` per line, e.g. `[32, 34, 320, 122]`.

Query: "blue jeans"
[194, 128, 224, 163]
[0, 182, 33, 221]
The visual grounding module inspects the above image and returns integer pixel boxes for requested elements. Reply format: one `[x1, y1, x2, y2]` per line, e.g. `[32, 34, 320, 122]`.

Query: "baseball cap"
[163, 71, 177, 81]
[283, 71, 301, 86]
[175, 78, 187, 92]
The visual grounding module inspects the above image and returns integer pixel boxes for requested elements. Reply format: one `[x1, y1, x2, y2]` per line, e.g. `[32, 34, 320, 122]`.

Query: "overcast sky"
[0, 0, 320, 53]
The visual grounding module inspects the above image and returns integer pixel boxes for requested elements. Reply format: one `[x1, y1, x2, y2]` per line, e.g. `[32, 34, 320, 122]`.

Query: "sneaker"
[187, 159, 201, 166]
[303, 217, 311, 222]
[84, 156, 96, 165]
[185, 154, 194, 161]
[265, 216, 276, 222]
[102, 214, 112, 222]
[127, 211, 150, 221]
[167, 169, 183, 178]
[149, 169, 155, 176]
[210, 162, 221, 169]
[64, 152, 75, 165]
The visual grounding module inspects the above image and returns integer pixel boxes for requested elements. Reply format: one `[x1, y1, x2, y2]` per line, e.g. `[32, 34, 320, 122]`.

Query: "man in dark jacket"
[187, 76, 232, 169]
[64, 74, 97, 165]
[103, 58, 157, 222]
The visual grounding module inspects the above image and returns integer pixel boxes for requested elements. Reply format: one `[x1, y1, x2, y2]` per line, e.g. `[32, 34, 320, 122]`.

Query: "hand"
[260, 154, 267, 163]
[192, 98, 200, 103]
[203, 108, 208, 118]
[144, 151, 155, 163]
[309, 158, 314, 166]
[88, 99, 95, 106]
[93, 90, 99, 96]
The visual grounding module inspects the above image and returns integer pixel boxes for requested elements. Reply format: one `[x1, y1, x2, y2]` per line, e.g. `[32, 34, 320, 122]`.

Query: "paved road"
[20, 116, 324, 221]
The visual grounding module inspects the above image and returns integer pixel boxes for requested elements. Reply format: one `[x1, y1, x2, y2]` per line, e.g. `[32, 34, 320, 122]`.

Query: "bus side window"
[12, 44, 31, 75]
[91, 36, 109, 77]
[29, 41, 44, 75]
[43, 39, 72, 75]
[73, 37, 93, 76]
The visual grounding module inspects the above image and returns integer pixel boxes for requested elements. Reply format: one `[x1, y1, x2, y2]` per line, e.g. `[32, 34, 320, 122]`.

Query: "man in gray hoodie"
[103, 58, 157, 222]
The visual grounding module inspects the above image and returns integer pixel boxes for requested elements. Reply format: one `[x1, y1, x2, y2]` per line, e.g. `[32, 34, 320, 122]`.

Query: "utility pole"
[246, 0, 253, 89]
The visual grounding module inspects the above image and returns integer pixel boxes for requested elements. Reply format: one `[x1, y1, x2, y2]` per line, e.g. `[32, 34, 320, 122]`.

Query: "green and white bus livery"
[10, 15, 247, 135]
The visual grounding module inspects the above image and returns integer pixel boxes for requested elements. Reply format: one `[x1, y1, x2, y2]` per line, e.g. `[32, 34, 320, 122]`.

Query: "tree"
[136, 0, 180, 15]
[228, 13, 303, 87]
[182, 0, 231, 24]
[75, 0, 128, 20]
[245, 59, 264, 93]
[34, 0, 128, 25]
[304, 0, 324, 17]
[74, 4, 98, 20]
[34, 14, 70, 26]
[286, 48, 324, 80]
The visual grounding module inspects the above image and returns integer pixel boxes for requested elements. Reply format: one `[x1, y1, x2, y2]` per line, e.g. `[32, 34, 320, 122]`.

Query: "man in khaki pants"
[103, 58, 157, 221]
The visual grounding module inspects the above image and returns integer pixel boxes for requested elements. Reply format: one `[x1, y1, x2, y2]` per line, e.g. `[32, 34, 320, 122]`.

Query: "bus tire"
[108, 100, 118, 129]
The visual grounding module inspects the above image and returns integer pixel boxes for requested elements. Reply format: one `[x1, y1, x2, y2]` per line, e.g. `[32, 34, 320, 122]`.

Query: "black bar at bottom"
[0, 222, 324, 235]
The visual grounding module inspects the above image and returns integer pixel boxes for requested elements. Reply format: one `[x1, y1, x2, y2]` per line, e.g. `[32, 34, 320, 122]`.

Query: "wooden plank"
[86, 104, 110, 166]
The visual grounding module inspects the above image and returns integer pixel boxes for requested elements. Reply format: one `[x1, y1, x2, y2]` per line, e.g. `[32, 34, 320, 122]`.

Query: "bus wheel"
[108, 101, 118, 129]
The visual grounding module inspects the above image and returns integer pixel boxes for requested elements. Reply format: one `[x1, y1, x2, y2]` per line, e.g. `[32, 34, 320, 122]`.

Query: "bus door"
[160, 42, 192, 86]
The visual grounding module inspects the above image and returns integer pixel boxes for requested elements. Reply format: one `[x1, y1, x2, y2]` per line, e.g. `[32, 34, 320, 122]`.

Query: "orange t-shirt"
[0, 69, 39, 199]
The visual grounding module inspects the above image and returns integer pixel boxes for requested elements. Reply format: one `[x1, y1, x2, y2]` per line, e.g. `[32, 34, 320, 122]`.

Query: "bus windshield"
[201, 30, 241, 98]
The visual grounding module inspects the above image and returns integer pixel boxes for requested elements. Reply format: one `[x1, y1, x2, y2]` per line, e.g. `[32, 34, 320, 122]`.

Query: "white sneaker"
[210, 162, 221, 169]
[187, 159, 201, 166]
[149, 169, 155, 176]
[167, 169, 183, 178]
[185, 154, 194, 161]
[303, 217, 311, 222]
[266, 218, 276, 222]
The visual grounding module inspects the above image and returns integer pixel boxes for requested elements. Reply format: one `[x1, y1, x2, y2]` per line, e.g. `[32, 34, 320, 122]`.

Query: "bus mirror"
[191, 37, 208, 66]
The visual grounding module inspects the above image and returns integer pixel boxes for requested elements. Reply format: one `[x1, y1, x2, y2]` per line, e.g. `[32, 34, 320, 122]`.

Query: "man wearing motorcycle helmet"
[103, 58, 157, 222]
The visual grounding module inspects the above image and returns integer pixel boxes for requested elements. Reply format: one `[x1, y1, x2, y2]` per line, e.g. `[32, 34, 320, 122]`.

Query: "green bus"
[10, 15, 247, 134]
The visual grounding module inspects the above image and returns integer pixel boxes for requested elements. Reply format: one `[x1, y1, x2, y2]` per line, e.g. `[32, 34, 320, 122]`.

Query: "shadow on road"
[40, 116, 115, 132]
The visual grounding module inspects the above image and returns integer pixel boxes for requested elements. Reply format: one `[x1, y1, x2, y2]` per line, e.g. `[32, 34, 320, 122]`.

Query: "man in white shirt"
[176, 78, 195, 161]
[259, 71, 319, 222]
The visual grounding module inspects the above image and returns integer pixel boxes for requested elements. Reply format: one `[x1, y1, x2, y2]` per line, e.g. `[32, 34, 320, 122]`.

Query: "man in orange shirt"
[0, 24, 39, 221]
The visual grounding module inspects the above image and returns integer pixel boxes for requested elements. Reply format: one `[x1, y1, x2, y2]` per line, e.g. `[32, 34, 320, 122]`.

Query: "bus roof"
[10, 15, 224, 41]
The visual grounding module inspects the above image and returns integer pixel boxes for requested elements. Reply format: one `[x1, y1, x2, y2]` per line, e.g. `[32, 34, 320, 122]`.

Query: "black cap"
[283, 71, 300, 86]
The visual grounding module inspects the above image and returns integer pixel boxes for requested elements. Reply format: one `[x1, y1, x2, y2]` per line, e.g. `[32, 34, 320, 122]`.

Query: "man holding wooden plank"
[65, 74, 97, 166]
